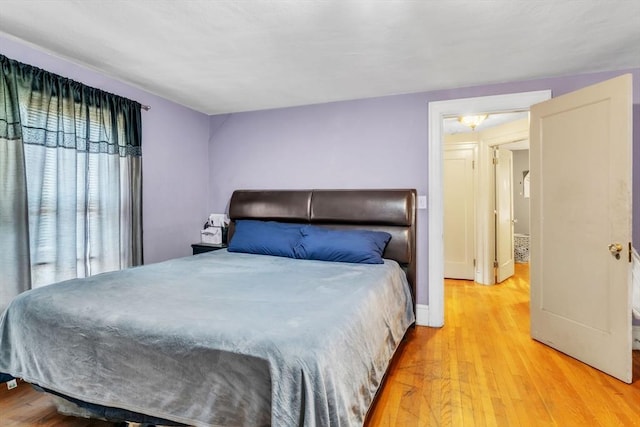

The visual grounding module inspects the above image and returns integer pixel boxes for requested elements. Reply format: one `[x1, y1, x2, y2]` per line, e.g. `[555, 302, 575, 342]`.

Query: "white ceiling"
[444, 112, 531, 149]
[1, 1, 638, 115]
[444, 111, 529, 135]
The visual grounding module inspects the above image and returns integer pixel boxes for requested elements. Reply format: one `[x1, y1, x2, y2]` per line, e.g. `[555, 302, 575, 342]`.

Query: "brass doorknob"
[608, 243, 623, 259]
[608, 243, 623, 254]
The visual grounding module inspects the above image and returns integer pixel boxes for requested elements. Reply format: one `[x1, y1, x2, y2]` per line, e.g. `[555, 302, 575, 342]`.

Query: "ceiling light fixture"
[458, 114, 488, 131]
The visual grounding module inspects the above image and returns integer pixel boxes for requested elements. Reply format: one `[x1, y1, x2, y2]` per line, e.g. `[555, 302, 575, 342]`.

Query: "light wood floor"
[2, 263, 639, 426]
[367, 263, 640, 426]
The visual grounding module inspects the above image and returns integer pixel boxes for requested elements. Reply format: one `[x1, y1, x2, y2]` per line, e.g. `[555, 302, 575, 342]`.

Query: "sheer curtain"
[0, 55, 142, 312]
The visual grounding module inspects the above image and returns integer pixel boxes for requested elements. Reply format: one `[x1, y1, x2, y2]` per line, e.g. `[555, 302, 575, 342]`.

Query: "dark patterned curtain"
[0, 54, 142, 311]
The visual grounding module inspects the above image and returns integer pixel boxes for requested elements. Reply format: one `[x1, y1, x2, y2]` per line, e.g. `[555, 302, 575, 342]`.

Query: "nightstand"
[191, 243, 228, 255]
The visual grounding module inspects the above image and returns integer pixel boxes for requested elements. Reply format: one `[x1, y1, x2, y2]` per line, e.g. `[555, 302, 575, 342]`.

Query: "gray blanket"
[0, 250, 414, 426]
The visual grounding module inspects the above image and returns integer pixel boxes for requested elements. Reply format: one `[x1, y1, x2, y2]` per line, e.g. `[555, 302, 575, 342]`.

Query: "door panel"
[444, 147, 475, 280]
[530, 74, 632, 383]
[495, 148, 514, 283]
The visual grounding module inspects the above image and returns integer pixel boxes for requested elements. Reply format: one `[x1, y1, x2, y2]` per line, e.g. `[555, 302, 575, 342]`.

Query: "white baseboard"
[416, 304, 429, 326]
[634, 326, 640, 351]
[415, 304, 446, 327]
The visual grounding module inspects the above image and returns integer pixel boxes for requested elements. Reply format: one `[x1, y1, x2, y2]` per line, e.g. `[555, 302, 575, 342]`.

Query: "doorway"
[426, 90, 552, 327]
[443, 113, 529, 285]
[431, 76, 635, 383]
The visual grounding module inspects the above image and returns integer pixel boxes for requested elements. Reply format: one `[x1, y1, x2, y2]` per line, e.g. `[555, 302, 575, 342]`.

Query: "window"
[22, 98, 134, 286]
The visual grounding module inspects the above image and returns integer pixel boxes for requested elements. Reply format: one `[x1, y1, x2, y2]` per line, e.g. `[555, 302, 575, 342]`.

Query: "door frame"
[427, 90, 551, 327]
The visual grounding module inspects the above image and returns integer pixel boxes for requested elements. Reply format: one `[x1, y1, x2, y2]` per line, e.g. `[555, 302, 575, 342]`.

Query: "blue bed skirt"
[0, 373, 14, 383]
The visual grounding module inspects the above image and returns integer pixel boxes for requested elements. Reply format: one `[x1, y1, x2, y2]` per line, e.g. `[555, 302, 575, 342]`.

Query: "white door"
[444, 146, 475, 280]
[530, 74, 632, 383]
[495, 148, 515, 283]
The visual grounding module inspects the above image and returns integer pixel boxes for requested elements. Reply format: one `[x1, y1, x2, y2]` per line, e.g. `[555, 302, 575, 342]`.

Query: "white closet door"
[444, 146, 475, 280]
[495, 148, 514, 283]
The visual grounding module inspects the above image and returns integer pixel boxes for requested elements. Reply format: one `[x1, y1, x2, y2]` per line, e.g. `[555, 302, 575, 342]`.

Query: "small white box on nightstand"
[201, 227, 222, 245]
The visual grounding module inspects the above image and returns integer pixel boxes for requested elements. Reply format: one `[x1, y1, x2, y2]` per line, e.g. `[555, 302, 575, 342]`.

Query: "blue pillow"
[295, 226, 391, 264]
[228, 220, 303, 258]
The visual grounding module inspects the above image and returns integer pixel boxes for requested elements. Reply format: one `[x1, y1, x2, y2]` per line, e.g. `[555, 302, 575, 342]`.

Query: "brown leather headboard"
[228, 189, 417, 304]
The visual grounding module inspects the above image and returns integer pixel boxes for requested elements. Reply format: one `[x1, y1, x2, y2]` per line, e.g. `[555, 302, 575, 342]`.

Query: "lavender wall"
[208, 68, 640, 307]
[0, 35, 211, 263]
[3, 31, 637, 309]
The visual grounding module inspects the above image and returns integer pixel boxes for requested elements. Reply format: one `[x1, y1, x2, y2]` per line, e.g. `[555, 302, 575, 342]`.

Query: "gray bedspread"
[0, 250, 414, 426]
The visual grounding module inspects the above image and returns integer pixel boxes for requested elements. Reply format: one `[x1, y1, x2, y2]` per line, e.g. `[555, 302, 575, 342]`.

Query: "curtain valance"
[0, 54, 141, 157]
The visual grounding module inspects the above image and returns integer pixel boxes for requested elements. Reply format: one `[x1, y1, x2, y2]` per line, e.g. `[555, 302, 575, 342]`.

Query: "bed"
[0, 189, 416, 427]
